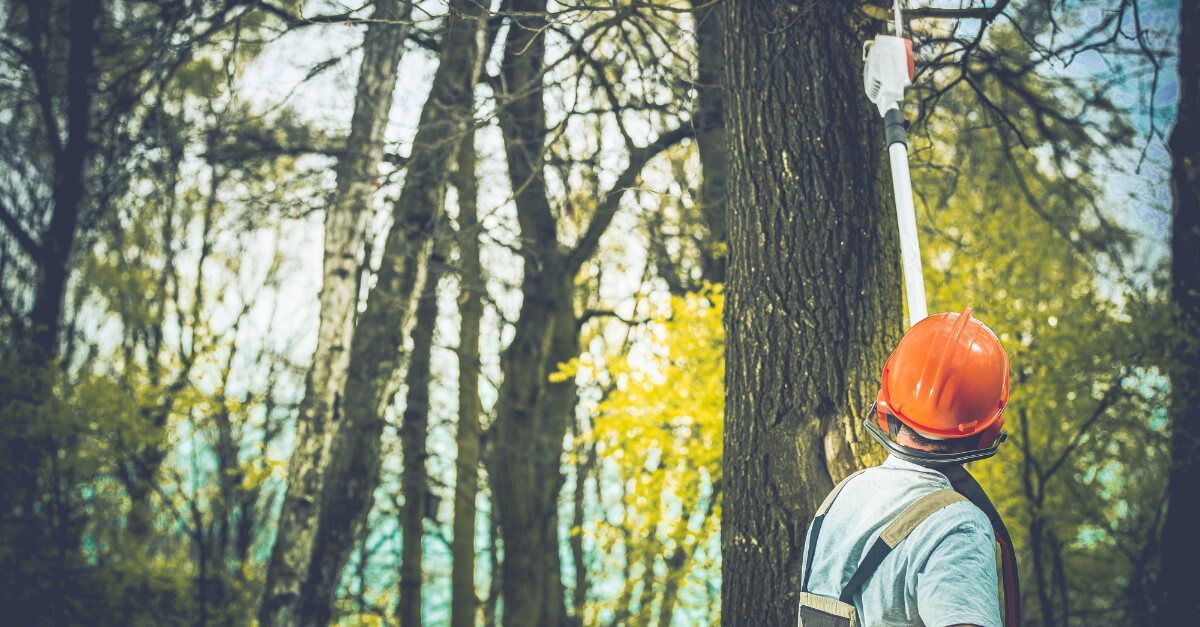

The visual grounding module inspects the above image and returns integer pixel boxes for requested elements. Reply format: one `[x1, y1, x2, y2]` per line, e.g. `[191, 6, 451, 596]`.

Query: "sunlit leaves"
[580, 286, 722, 622]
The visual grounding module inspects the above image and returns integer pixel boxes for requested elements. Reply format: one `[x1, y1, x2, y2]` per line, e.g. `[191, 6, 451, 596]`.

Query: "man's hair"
[898, 421, 982, 453]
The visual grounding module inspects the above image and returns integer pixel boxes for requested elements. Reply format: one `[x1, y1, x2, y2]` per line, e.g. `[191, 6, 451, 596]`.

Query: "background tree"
[260, 1, 412, 622]
[1158, 0, 1200, 621]
[292, 2, 488, 624]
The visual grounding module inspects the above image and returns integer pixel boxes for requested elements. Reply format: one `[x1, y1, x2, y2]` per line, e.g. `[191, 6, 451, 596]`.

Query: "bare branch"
[0, 199, 41, 261]
[567, 123, 694, 270]
[906, 0, 1012, 23]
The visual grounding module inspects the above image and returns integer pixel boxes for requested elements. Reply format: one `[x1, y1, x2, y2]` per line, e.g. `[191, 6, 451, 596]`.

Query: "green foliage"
[0, 360, 200, 625]
[912, 42, 1169, 622]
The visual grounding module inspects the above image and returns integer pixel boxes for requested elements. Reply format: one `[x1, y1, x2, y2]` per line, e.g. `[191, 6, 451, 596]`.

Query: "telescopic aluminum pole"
[864, 0, 927, 327]
[884, 109, 927, 327]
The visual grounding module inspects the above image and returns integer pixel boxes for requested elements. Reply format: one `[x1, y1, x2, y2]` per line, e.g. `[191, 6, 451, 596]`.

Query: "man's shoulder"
[913, 498, 995, 548]
[852, 465, 995, 546]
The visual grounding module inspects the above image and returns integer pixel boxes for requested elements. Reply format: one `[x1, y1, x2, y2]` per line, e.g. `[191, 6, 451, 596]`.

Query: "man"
[798, 308, 1019, 627]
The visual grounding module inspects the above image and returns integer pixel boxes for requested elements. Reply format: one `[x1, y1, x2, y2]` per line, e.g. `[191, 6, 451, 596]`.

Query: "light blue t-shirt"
[800, 456, 1002, 627]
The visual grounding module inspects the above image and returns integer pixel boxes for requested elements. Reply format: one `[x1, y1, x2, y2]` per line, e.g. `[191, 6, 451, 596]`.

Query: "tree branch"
[0, 199, 42, 261]
[906, 1, 1011, 22]
[566, 123, 695, 271]
[576, 308, 649, 329]
[1042, 369, 1132, 482]
[254, 2, 363, 29]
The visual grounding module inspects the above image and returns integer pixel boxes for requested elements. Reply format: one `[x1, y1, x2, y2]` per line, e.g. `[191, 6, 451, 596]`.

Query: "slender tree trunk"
[397, 241, 445, 627]
[1049, 534, 1070, 625]
[489, 5, 692, 623]
[718, 3, 901, 624]
[450, 131, 484, 627]
[657, 485, 718, 627]
[1159, 0, 1200, 621]
[3, 5, 99, 569]
[693, 0, 727, 284]
[636, 545, 658, 621]
[488, 3, 572, 624]
[260, 2, 411, 623]
[296, 4, 487, 624]
[484, 505, 501, 627]
[569, 420, 593, 620]
[26, 0, 98, 365]
[1029, 516, 1055, 627]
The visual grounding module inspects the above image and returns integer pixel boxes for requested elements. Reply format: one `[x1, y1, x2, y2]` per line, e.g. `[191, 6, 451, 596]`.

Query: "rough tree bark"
[718, 2, 902, 625]
[450, 131, 484, 627]
[259, 2, 411, 623]
[294, 3, 487, 624]
[488, 5, 575, 615]
[397, 237, 445, 626]
[1158, 0, 1200, 621]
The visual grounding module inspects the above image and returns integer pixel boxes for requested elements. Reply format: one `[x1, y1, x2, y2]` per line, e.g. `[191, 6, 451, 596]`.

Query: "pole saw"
[862, 12, 1023, 624]
[863, 1, 926, 328]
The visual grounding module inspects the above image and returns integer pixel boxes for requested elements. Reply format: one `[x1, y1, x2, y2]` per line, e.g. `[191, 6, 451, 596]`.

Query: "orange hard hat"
[875, 307, 1010, 447]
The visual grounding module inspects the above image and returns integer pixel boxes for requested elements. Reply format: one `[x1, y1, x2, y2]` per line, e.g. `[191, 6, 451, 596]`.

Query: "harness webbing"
[803, 467, 1020, 627]
[803, 470, 868, 592]
[804, 483, 967, 602]
[943, 466, 1022, 627]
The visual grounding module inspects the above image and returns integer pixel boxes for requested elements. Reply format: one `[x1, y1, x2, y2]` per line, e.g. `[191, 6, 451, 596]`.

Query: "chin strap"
[863, 416, 1006, 466]
[941, 466, 1022, 627]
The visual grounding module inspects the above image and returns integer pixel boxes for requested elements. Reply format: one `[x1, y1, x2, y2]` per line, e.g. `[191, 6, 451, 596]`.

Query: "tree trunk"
[487, 3, 572, 624]
[295, 4, 487, 624]
[397, 240, 445, 627]
[489, 5, 692, 624]
[1029, 516, 1055, 627]
[1049, 534, 1070, 626]
[25, 0, 99, 365]
[569, 419, 593, 620]
[718, 3, 901, 624]
[1159, 0, 1200, 622]
[260, 2, 411, 623]
[693, 0, 727, 284]
[450, 131, 484, 627]
[484, 502, 501, 627]
[488, 271, 576, 627]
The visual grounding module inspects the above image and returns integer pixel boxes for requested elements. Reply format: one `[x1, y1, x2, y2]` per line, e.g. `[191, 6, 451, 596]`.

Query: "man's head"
[869, 307, 1011, 465]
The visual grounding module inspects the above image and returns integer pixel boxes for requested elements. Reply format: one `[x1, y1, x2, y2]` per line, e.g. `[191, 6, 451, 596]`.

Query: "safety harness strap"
[837, 489, 966, 603]
[942, 466, 1022, 627]
[818, 469, 869, 516]
[804, 479, 966, 600]
[803, 470, 870, 592]
[803, 467, 1019, 626]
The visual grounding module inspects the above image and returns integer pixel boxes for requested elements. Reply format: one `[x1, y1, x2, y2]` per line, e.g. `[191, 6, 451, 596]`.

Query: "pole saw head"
[863, 34, 915, 117]
[863, 2, 915, 117]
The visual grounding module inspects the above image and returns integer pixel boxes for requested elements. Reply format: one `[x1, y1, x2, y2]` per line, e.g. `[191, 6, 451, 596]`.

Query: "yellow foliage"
[586, 285, 724, 619]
